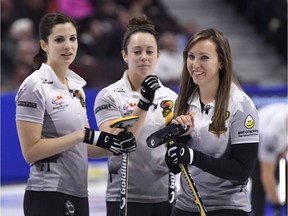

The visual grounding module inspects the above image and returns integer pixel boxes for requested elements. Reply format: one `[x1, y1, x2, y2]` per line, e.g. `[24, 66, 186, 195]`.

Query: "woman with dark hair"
[94, 14, 178, 216]
[165, 28, 259, 216]
[15, 12, 136, 216]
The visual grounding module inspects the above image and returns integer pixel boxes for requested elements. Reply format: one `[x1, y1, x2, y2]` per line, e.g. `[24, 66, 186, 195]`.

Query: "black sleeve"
[192, 143, 258, 182]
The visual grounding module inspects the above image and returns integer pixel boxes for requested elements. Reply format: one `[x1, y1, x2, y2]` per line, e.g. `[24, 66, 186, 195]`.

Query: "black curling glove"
[137, 75, 161, 111]
[83, 128, 136, 155]
[165, 142, 194, 174]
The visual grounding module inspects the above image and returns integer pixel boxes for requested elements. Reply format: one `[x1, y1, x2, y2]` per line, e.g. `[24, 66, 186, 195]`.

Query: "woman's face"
[123, 32, 159, 79]
[41, 22, 78, 68]
[186, 39, 222, 87]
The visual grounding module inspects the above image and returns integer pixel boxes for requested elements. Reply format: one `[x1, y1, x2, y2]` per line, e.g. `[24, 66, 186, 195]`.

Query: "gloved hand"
[137, 75, 161, 111]
[165, 151, 181, 174]
[83, 128, 136, 155]
[165, 143, 194, 168]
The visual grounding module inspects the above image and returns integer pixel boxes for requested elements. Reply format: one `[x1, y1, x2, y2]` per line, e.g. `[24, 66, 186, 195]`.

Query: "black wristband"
[137, 99, 151, 111]
[84, 130, 118, 154]
[83, 127, 95, 144]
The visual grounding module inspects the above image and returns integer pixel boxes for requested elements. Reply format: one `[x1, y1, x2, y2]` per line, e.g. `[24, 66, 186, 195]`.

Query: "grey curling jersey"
[94, 71, 178, 203]
[15, 63, 89, 197]
[176, 83, 259, 213]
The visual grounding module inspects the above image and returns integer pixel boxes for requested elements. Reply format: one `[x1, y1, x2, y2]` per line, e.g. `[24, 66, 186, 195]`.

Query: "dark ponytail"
[33, 47, 47, 70]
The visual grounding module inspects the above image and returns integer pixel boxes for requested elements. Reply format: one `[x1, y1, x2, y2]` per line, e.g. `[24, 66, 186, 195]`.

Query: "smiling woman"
[164, 28, 260, 216]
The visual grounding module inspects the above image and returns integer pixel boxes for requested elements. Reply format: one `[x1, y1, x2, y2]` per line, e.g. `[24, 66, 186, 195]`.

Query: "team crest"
[160, 100, 174, 125]
[208, 124, 227, 135]
[208, 111, 230, 134]
[74, 90, 86, 108]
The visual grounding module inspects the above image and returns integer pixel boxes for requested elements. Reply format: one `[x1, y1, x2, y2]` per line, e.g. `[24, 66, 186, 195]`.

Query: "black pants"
[106, 201, 171, 216]
[172, 207, 250, 216]
[24, 190, 89, 216]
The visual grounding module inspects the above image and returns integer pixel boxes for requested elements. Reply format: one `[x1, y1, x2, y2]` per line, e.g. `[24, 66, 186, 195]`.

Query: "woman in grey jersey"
[94, 15, 178, 216]
[15, 12, 136, 216]
[164, 28, 259, 216]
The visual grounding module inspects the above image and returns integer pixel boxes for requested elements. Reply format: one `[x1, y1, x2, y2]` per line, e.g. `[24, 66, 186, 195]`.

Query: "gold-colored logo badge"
[160, 100, 174, 125]
[244, 115, 254, 129]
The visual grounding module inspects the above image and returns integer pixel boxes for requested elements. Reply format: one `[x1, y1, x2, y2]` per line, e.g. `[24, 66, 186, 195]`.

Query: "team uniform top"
[176, 83, 259, 213]
[94, 71, 177, 203]
[258, 103, 288, 164]
[15, 63, 89, 197]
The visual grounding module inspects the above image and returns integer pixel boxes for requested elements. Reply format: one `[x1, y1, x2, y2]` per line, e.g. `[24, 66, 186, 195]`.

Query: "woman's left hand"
[171, 114, 194, 135]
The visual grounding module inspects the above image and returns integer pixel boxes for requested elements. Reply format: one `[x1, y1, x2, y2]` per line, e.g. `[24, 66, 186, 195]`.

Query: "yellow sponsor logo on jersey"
[208, 111, 229, 134]
[225, 111, 230, 120]
[74, 90, 86, 108]
[245, 115, 254, 129]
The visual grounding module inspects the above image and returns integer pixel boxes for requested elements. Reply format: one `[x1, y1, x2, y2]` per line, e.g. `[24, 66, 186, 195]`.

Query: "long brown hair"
[175, 28, 241, 136]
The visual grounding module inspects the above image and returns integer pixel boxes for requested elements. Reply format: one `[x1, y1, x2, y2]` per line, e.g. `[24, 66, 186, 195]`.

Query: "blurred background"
[1, 0, 287, 215]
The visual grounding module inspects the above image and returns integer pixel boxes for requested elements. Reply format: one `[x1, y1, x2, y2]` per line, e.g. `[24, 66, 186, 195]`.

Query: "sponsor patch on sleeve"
[95, 104, 112, 114]
[237, 114, 258, 137]
[244, 115, 255, 129]
[18, 101, 37, 108]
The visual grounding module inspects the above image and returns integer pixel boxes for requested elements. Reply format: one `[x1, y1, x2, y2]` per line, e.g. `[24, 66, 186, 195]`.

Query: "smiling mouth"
[193, 71, 204, 76]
